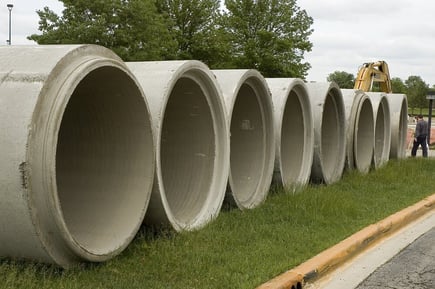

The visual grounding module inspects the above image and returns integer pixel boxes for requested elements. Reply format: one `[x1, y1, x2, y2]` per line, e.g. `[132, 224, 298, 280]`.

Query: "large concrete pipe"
[387, 94, 408, 159]
[266, 78, 314, 191]
[367, 92, 391, 168]
[306, 82, 346, 184]
[0, 45, 154, 267]
[127, 61, 230, 231]
[341, 89, 374, 173]
[212, 70, 275, 209]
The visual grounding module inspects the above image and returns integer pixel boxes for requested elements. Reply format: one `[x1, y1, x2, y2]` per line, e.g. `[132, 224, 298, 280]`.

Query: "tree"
[326, 71, 355, 89]
[28, 0, 177, 61]
[391, 77, 407, 94]
[405, 75, 428, 115]
[156, 0, 231, 67]
[223, 0, 313, 78]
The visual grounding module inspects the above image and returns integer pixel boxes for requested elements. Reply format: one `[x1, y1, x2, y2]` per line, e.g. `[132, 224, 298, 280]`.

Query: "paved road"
[355, 227, 435, 289]
[306, 212, 435, 289]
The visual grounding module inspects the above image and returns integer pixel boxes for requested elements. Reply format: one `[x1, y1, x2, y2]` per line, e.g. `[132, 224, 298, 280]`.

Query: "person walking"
[411, 115, 429, 157]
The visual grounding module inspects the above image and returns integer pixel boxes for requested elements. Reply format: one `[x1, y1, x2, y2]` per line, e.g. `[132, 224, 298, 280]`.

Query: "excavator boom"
[354, 60, 392, 93]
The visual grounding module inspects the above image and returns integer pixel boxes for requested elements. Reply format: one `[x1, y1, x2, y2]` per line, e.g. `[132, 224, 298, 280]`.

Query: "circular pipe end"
[387, 94, 408, 159]
[29, 45, 154, 266]
[267, 78, 314, 191]
[129, 61, 230, 232]
[307, 82, 346, 185]
[213, 70, 275, 209]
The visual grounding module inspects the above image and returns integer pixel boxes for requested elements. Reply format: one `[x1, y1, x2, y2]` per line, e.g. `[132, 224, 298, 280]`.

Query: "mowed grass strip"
[1, 158, 434, 289]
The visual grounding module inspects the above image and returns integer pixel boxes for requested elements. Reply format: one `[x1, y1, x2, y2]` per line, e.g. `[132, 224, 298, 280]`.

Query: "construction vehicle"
[354, 60, 392, 93]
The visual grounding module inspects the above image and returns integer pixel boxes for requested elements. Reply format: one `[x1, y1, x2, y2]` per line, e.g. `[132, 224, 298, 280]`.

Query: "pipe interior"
[230, 83, 265, 203]
[398, 98, 408, 156]
[281, 90, 304, 184]
[355, 100, 374, 171]
[320, 92, 340, 177]
[161, 77, 215, 223]
[374, 104, 386, 162]
[56, 66, 153, 255]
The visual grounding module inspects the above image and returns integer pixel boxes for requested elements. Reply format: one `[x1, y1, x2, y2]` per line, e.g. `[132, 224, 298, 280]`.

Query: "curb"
[256, 193, 435, 289]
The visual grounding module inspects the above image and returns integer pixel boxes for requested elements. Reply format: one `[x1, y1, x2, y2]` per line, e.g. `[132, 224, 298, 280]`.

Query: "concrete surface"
[387, 94, 408, 159]
[306, 82, 346, 185]
[0, 45, 155, 267]
[127, 61, 230, 231]
[266, 78, 314, 191]
[213, 70, 275, 209]
[341, 89, 374, 173]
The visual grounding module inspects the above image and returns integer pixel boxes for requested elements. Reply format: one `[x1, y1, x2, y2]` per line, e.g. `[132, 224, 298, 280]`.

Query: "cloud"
[0, 0, 63, 45]
[1, 0, 434, 86]
[298, 0, 435, 85]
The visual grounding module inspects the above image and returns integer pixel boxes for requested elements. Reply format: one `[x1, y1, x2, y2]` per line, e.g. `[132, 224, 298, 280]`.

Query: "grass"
[2, 158, 435, 289]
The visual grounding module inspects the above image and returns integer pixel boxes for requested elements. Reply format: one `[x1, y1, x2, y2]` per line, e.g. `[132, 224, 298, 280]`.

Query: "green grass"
[2, 158, 435, 289]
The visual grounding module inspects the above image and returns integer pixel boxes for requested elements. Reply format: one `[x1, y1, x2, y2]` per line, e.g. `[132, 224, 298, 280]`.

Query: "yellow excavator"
[354, 60, 392, 93]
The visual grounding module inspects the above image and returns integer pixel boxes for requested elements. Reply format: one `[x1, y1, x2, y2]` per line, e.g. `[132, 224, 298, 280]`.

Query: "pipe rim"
[318, 85, 346, 184]
[280, 82, 314, 190]
[28, 47, 154, 264]
[155, 64, 229, 231]
[353, 97, 374, 173]
[220, 69, 275, 210]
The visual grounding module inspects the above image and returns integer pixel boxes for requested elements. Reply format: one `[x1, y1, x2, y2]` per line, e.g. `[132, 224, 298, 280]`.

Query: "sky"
[1, 0, 435, 85]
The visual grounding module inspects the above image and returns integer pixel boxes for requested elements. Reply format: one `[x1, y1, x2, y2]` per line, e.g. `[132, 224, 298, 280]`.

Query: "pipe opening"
[56, 66, 153, 255]
[321, 92, 340, 177]
[230, 83, 265, 203]
[374, 104, 386, 163]
[281, 90, 304, 185]
[354, 100, 374, 171]
[398, 98, 408, 156]
[161, 77, 215, 224]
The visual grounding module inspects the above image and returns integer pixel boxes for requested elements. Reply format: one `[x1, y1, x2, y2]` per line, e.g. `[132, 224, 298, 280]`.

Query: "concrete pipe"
[387, 94, 408, 159]
[212, 70, 275, 209]
[341, 89, 374, 173]
[266, 78, 314, 191]
[306, 82, 346, 184]
[367, 92, 391, 168]
[0, 45, 154, 267]
[127, 61, 230, 231]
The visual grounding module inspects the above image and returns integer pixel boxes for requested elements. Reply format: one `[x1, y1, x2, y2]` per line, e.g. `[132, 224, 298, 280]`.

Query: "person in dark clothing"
[411, 115, 429, 157]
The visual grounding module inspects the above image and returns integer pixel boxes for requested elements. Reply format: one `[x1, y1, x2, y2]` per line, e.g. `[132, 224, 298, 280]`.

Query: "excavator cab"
[354, 61, 392, 93]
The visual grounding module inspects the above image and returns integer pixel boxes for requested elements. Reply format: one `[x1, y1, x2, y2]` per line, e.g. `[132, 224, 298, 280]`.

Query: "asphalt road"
[355, 226, 435, 289]
[306, 212, 435, 289]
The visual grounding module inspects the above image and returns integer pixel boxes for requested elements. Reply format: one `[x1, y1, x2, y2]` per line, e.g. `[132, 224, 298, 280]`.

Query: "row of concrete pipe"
[0, 45, 408, 267]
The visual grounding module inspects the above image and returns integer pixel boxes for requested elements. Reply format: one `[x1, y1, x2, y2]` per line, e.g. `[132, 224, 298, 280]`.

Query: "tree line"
[327, 70, 432, 114]
[29, 0, 313, 78]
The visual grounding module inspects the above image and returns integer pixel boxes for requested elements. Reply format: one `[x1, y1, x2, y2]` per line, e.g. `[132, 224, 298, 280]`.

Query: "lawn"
[1, 158, 434, 289]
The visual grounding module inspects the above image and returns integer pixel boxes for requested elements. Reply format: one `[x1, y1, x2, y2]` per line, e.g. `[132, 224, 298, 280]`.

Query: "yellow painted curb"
[256, 193, 435, 289]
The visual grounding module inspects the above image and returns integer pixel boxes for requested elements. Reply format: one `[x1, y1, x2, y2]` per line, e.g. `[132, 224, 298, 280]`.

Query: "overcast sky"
[1, 0, 435, 86]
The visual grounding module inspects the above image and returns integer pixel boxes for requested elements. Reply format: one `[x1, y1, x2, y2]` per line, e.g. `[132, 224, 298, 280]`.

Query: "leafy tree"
[156, 0, 231, 67]
[405, 75, 428, 114]
[326, 71, 355, 89]
[223, 0, 313, 78]
[28, 0, 177, 61]
[391, 77, 407, 94]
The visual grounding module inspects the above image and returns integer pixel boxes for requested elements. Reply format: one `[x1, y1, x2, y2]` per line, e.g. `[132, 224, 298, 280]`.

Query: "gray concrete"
[212, 70, 275, 209]
[0, 45, 155, 267]
[266, 78, 314, 191]
[341, 89, 374, 173]
[388, 94, 408, 159]
[127, 61, 230, 231]
[306, 82, 346, 184]
[367, 93, 391, 169]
